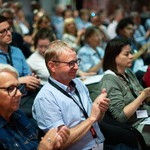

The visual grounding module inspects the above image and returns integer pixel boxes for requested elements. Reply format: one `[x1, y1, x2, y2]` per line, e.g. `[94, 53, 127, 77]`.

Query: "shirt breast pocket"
[20, 123, 38, 141]
[1, 138, 22, 150]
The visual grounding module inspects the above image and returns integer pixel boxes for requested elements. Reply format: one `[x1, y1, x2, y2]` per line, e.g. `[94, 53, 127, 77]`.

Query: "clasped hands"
[38, 126, 70, 150]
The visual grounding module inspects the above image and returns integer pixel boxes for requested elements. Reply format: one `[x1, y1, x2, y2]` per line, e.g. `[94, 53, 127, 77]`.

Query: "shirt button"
[14, 143, 19, 147]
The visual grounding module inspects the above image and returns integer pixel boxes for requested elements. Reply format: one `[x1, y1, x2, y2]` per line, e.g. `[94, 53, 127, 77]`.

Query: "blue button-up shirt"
[32, 77, 104, 150]
[0, 46, 31, 77]
[78, 44, 104, 74]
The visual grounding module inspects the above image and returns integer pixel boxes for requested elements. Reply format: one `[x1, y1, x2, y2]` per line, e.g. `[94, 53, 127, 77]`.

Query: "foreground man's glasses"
[53, 58, 81, 69]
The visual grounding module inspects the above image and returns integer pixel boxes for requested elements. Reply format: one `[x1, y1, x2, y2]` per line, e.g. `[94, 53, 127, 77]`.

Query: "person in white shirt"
[27, 28, 56, 85]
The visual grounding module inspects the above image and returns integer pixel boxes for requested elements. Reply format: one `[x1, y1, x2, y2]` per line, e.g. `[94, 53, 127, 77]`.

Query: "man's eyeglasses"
[0, 84, 27, 97]
[53, 58, 81, 69]
[0, 27, 13, 36]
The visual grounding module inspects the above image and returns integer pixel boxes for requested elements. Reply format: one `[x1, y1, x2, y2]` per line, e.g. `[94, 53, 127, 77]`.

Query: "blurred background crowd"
[0, 1, 150, 148]
[1, 0, 150, 80]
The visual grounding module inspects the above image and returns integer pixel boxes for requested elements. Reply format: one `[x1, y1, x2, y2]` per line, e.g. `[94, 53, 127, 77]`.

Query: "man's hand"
[95, 88, 110, 113]
[38, 126, 70, 150]
[54, 126, 70, 149]
[90, 88, 110, 122]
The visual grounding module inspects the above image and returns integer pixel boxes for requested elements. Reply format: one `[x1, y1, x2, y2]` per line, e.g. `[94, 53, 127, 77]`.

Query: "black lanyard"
[5, 46, 13, 66]
[95, 48, 101, 59]
[119, 73, 137, 98]
[48, 78, 98, 140]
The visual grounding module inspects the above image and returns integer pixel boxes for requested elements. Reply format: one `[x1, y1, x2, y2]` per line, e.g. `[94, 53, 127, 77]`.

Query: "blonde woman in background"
[62, 17, 85, 52]
[62, 18, 97, 77]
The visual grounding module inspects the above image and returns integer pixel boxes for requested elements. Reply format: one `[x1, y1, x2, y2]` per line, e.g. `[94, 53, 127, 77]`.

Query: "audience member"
[1, 1, 34, 52]
[91, 13, 110, 49]
[63, 8, 73, 19]
[130, 11, 150, 65]
[1, 1, 23, 35]
[62, 17, 85, 52]
[51, 4, 65, 39]
[78, 26, 104, 74]
[0, 15, 40, 89]
[130, 11, 150, 47]
[28, 25, 93, 83]
[0, 8, 32, 58]
[30, 0, 44, 30]
[13, 2, 31, 35]
[140, 5, 150, 22]
[99, 38, 150, 147]
[72, 9, 80, 21]
[116, 17, 149, 81]
[30, 13, 55, 52]
[27, 28, 56, 85]
[75, 9, 92, 30]
[32, 9, 45, 33]
[0, 63, 70, 150]
[32, 40, 110, 150]
[32, 14, 51, 38]
[0, 15, 40, 122]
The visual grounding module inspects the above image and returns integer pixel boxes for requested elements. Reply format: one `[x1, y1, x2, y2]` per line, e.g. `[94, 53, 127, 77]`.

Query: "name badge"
[92, 143, 103, 150]
[136, 110, 148, 118]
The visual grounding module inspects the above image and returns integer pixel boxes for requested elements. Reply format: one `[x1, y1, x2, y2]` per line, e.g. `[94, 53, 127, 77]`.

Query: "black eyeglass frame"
[52, 58, 81, 69]
[0, 27, 13, 36]
[0, 84, 27, 97]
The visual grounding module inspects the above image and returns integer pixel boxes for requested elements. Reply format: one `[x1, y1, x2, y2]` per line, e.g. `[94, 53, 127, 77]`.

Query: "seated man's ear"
[47, 61, 55, 72]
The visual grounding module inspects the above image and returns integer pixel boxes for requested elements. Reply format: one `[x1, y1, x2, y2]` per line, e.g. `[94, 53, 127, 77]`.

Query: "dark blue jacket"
[0, 109, 38, 150]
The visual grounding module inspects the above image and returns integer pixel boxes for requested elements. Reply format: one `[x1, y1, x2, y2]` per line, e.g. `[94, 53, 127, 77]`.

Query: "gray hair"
[0, 64, 19, 78]
[45, 40, 74, 65]
[44, 40, 75, 74]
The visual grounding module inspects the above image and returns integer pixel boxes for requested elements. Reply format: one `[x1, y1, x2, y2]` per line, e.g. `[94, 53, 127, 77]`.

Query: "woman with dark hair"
[116, 17, 149, 81]
[99, 38, 150, 147]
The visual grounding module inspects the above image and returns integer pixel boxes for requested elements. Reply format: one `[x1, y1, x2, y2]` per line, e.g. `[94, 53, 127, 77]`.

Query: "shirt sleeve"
[99, 75, 128, 122]
[32, 92, 64, 132]
[12, 47, 31, 76]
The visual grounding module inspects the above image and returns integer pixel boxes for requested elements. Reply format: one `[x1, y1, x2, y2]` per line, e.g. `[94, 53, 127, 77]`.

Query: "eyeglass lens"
[69, 59, 81, 68]
[8, 84, 26, 97]
[0, 27, 13, 35]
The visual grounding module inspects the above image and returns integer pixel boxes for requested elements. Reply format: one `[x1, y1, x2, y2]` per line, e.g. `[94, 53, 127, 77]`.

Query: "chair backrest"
[99, 111, 147, 150]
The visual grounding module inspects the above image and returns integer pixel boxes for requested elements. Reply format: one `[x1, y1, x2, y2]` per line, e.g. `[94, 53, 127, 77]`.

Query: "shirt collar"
[0, 110, 21, 129]
[0, 45, 11, 54]
[85, 44, 98, 55]
[49, 76, 76, 93]
[67, 80, 76, 93]
[104, 69, 128, 76]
